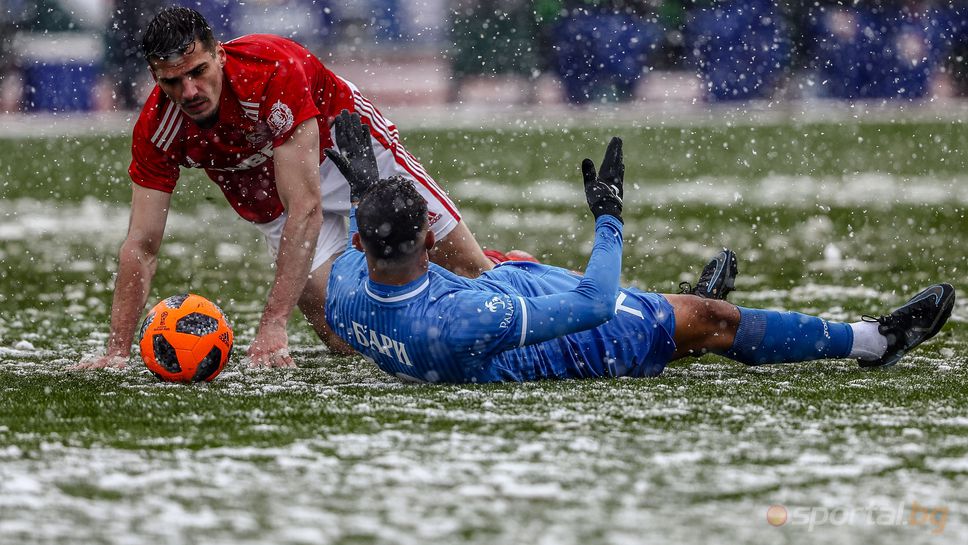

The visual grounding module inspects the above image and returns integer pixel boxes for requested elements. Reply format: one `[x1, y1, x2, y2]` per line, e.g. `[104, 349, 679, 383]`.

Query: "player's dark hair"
[141, 7, 216, 62]
[356, 177, 429, 263]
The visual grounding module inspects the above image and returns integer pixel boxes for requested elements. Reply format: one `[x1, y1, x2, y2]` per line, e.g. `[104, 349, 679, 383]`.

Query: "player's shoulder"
[223, 34, 312, 62]
[428, 271, 514, 309]
[222, 34, 328, 100]
[435, 286, 520, 350]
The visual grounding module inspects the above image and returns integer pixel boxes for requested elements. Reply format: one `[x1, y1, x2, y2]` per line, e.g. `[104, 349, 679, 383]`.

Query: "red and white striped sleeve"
[129, 92, 181, 193]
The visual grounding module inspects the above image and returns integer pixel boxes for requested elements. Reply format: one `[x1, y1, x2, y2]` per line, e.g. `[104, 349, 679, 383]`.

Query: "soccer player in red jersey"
[74, 6, 495, 369]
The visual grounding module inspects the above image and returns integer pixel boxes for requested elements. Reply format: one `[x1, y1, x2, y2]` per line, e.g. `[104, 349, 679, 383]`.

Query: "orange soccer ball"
[138, 294, 234, 383]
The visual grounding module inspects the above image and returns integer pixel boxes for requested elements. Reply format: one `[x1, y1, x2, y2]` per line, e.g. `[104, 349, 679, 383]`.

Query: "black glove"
[582, 136, 624, 223]
[323, 109, 379, 202]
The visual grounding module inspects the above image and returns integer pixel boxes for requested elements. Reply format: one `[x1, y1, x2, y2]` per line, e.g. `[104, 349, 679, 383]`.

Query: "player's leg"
[666, 294, 862, 364]
[667, 294, 858, 364]
[664, 295, 739, 359]
[298, 256, 356, 356]
[255, 211, 356, 356]
[430, 220, 493, 278]
[666, 295, 853, 365]
[482, 248, 540, 265]
[340, 100, 496, 279]
[667, 250, 859, 362]
[296, 212, 356, 355]
[665, 283, 955, 367]
[377, 144, 493, 277]
[354, 142, 493, 277]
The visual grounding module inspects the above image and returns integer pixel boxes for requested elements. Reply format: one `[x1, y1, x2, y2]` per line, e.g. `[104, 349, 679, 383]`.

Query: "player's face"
[150, 40, 226, 126]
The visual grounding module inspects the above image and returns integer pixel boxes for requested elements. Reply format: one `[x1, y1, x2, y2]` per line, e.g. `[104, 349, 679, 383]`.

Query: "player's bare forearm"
[72, 185, 170, 370]
[106, 240, 158, 356]
[260, 206, 322, 330]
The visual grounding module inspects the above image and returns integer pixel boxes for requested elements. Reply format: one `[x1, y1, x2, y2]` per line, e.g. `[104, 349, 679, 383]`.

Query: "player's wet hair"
[356, 176, 429, 263]
[141, 7, 216, 62]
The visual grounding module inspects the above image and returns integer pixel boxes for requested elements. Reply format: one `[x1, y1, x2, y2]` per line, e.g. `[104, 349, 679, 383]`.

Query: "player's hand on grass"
[582, 136, 624, 223]
[324, 109, 379, 202]
[246, 323, 296, 368]
[70, 353, 128, 370]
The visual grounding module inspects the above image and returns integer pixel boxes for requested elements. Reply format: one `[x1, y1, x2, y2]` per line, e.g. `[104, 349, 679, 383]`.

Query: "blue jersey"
[325, 212, 677, 383]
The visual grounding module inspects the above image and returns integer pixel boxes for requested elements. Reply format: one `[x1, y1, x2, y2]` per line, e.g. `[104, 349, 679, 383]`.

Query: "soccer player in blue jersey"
[323, 111, 956, 384]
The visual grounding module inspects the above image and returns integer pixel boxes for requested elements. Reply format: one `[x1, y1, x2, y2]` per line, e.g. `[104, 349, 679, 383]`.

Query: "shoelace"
[861, 313, 903, 332]
[677, 281, 695, 295]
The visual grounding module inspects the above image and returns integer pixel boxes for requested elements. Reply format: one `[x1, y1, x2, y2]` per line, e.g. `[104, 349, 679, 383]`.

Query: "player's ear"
[352, 232, 364, 252]
[424, 230, 435, 251]
[215, 42, 226, 67]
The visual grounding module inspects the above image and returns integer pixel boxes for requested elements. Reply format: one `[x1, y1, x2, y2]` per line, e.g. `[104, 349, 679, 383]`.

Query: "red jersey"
[129, 34, 452, 224]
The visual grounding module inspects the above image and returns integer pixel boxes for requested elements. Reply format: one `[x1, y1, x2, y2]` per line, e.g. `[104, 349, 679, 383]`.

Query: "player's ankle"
[848, 321, 888, 360]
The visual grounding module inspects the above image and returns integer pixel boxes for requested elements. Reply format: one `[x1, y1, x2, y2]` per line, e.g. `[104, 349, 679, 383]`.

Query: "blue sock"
[724, 307, 853, 365]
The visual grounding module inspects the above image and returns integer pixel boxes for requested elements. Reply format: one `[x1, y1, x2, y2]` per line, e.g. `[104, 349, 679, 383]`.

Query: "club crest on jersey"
[483, 295, 516, 329]
[485, 296, 506, 313]
[267, 100, 294, 137]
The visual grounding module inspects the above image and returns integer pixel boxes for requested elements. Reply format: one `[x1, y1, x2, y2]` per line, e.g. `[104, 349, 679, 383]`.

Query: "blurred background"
[1, 0, 968, 113]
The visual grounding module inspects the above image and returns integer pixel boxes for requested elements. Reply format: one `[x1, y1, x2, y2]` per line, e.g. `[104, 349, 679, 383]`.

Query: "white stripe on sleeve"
[158, 113, 183, 151]
[161, 116, 183, 151]
[150, 102, 176, 145]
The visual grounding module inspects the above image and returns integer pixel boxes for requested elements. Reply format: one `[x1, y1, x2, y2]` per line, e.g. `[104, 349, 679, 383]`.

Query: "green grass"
[3, 122, 968, 203]
[0, 120, 966, 545]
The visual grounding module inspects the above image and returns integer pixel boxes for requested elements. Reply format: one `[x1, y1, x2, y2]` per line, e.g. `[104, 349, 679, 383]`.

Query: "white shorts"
[254, 134, 460, 272]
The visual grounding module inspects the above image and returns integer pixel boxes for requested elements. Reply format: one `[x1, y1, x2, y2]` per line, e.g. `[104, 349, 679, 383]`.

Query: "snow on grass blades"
[0, 121, 965, 544]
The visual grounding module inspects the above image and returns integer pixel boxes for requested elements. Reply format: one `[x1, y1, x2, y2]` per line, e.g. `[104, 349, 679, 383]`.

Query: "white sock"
[849, 321, 888, 360]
